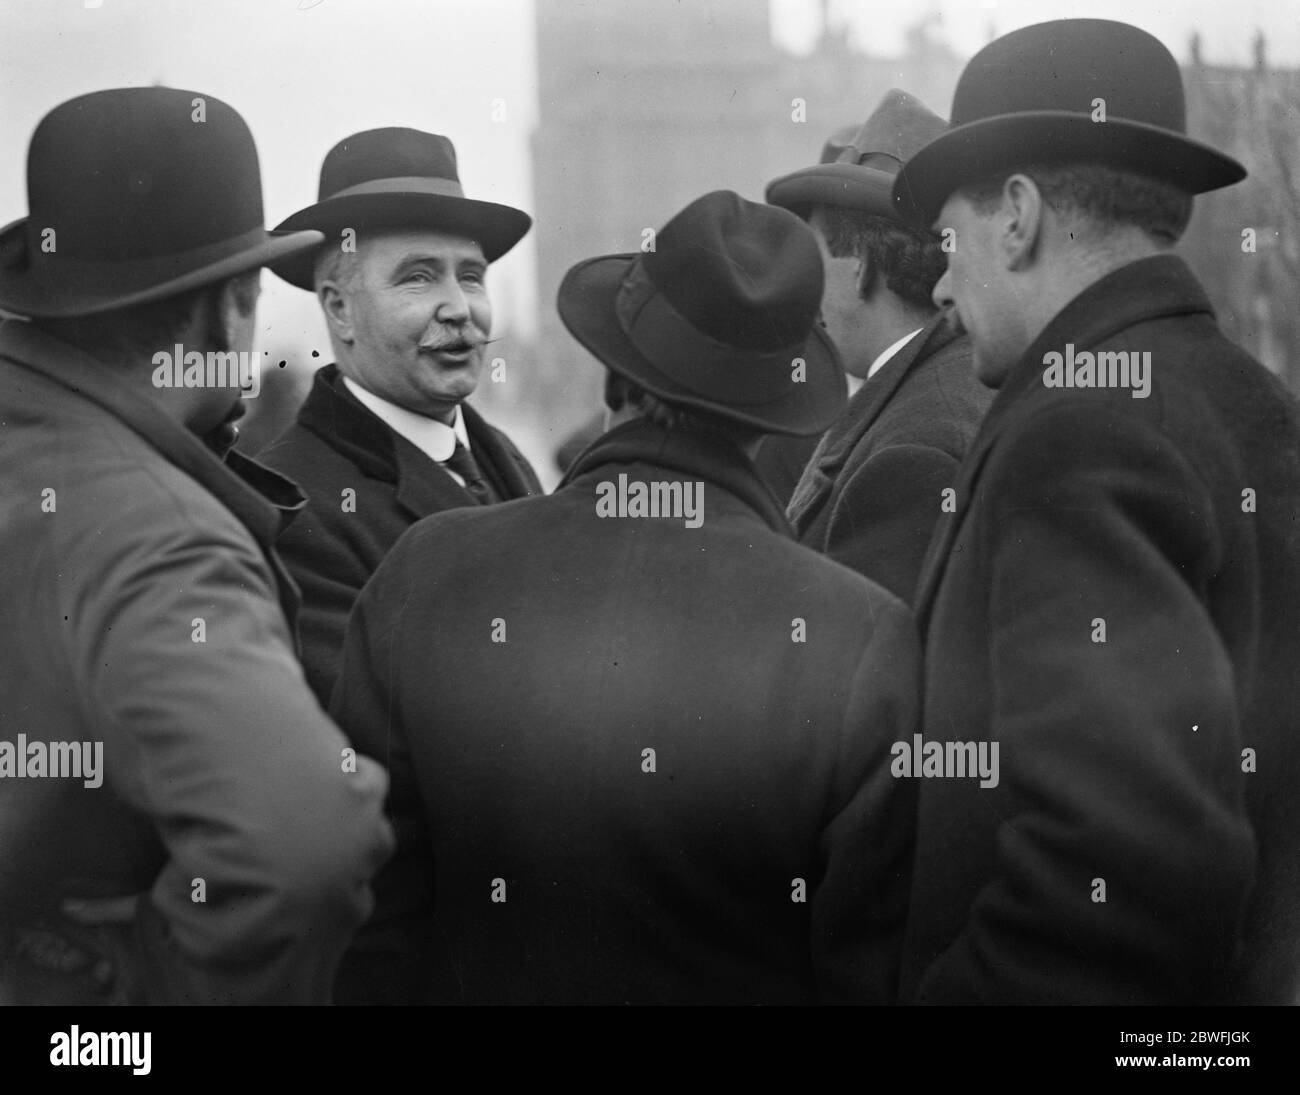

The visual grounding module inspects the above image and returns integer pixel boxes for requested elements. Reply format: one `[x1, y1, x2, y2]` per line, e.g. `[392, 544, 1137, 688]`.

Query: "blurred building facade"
[518, 1, 1300, 451]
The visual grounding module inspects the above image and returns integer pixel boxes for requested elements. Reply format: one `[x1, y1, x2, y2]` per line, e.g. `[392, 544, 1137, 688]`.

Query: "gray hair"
[312, 245, 359, 295]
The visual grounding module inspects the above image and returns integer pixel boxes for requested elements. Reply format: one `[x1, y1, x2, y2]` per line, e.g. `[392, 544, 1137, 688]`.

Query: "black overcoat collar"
[294, 363, 532, 519]
[561, 417, 794, 537]
[788, 310, 964, 532]
[912, 254, 1217, 627]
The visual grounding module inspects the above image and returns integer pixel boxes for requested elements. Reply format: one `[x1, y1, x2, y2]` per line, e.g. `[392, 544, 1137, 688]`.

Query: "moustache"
[419, 328, 494, 353]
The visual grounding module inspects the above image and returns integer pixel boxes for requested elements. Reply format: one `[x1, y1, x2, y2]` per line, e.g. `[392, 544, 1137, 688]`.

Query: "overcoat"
[330, 419, 922, 1004]
[901, 255, 1300, 1004]
[787, 314, 991, 602]
[257, 364, 542, 704]
[753, 431, 820, 507]
[0, 323, 392, 1004]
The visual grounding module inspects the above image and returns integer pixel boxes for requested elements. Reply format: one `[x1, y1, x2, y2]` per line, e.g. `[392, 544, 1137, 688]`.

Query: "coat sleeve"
[914, 404, 1256, 1004]
[68, 490, 394, 1005]
[824, 443, 961, 603]
[328, 530, 440, 1004]
[812, 595, 921, 1003]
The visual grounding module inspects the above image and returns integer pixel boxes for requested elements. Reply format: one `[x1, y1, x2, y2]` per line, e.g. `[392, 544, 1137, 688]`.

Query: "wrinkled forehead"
[358, 227, 487, 267]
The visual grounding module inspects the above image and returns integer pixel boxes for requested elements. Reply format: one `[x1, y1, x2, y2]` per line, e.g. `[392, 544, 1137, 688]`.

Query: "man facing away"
[766, 89, 992, 602]
[892, 18, 1300, 1004]
[0, 88, 392, 1004]
[258, 128, 542, 706]
[330, 191, 923, 1004]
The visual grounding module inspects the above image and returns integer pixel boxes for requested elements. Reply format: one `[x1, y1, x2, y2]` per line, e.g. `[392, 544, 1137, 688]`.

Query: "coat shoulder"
[870, 337, 990, 453]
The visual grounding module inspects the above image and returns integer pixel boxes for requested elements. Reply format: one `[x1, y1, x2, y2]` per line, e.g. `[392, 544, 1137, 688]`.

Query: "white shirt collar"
[866, 327, 924, 380]
[342, 376, 470, 464]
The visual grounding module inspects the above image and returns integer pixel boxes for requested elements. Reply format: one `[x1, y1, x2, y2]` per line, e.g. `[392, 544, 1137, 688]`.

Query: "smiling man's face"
[330, 228, 492, 420]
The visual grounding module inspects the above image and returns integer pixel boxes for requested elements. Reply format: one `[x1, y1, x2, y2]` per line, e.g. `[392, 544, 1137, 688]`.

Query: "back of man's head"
[811, 205, 944, 312]
[34, 271, 259, 365]
[603, 371, 765, 454]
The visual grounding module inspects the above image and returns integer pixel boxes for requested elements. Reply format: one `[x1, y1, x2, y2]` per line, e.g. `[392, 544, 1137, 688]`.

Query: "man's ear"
[213, 271, 259, 347]
[318, 280, 355, 344]
[854, 251, 876, 301]
[1000, 174, 1044, 271]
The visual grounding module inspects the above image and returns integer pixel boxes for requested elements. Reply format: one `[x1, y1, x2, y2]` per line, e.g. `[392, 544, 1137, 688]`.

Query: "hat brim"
[557, 254, 845, 437]
[893, 111, 1247, 227]
[0, 219, 325, 319]
[766, 162, 900, 220]
[269, 192, 532, 290]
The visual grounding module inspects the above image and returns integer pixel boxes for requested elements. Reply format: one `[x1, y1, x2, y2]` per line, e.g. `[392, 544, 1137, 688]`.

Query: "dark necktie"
[444, 440, 499, 504]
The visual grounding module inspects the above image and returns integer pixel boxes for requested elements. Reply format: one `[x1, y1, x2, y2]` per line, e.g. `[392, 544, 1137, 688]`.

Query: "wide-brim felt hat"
[893, 18, 1247, 226]
[557, 190, 844, 437]
[767, 89, 947, 220]
[0, 87, 323, 319]
[271, 127, 532, 290]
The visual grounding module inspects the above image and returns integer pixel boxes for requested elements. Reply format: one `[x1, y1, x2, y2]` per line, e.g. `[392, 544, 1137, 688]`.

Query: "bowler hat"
[767, 89, 947, 220]
[0, 87, 323, 319]
[893, 19, 1246, 226]
[557, 190, 844, 437]
[270, 128, 531, 289]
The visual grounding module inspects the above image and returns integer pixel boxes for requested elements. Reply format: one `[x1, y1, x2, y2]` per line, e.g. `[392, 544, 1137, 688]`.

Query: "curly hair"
[813, 206, 945, 310]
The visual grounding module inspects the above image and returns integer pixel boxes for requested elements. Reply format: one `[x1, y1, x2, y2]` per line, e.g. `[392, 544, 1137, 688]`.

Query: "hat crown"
[953, 19, 1186, 133]
[819, 123, 860, 165]
[838, 88, 948, 168]
[318, 128, 461, 200]
[642, 190, 823, 352]
[25, 87, 265, 262]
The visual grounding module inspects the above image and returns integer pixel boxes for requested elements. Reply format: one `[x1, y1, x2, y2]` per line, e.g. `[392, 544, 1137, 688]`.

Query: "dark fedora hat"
[557, 190, 844, 437]
[0, 87, 323, 319]
[767, 89, 947, 220]
[270, 127, 532, 290]
[893, 19, 1247, 226]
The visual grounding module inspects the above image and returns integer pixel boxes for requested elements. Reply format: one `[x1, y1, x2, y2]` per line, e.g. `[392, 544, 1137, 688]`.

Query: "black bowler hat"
[270, 128, 532, 290]
[892, 19, 1247, 226]
[767, 89, 947, 220]
[557, 190, 844, 437]
[0, 87, 323, 319]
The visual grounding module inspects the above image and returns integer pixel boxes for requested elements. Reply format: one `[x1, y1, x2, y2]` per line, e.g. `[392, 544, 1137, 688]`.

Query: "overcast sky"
[1, 0, 1296, 347]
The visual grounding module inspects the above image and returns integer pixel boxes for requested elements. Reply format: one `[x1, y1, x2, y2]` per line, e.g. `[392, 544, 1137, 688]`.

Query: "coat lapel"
[911, 255, 1217, 630]
[461, 401, 543, 500]
[788, 312, 961, 534]
[296, 365, 485, 520]
[391, 431, 478, 519]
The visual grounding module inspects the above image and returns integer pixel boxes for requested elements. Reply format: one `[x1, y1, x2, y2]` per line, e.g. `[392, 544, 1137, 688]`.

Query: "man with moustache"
[0, 88, 392, 1004]
[892, 19, 1300, 1003]
[330, 191, 921, 1005]
[259, 129, 542, 705]
[766, 89, 992, 601]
